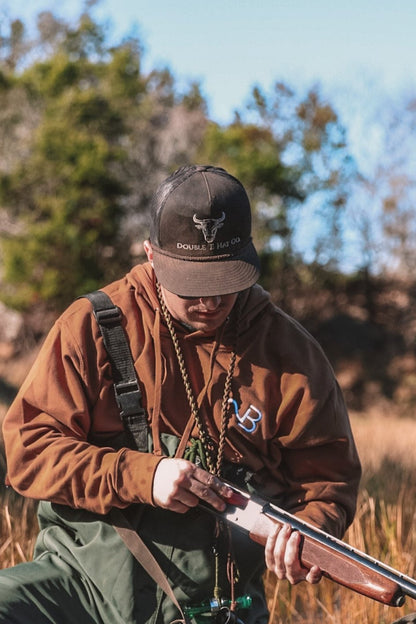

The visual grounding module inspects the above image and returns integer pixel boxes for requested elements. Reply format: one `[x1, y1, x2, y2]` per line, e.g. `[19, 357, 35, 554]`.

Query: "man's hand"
[265, 523, 322, 585]
[152, 458, 233, 513]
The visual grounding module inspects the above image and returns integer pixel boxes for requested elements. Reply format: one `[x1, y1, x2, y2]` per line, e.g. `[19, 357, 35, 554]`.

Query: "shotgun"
[201, 481, 416, 607]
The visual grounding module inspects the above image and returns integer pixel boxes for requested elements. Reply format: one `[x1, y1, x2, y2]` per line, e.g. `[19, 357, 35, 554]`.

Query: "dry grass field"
[263, 413, 416, 624]
[1, 412, 415, 623]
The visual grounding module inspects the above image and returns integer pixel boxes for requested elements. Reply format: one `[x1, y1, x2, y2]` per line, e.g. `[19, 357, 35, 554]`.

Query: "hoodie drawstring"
[150, 306, 163, 456]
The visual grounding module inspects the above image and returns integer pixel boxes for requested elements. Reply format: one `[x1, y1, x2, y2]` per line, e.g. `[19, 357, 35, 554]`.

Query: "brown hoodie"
[3, 263, 361, 537]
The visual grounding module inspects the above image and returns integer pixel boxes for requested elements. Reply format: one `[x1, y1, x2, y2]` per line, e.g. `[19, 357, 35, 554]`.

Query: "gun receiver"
[203, 481, 416, 607]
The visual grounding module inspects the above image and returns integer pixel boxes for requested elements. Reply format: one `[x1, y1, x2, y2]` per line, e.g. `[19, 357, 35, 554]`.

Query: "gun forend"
[202, 481, 416, 608]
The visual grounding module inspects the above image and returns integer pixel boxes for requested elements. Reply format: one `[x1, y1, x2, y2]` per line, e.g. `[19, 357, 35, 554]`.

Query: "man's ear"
[143, 240, 153, 265]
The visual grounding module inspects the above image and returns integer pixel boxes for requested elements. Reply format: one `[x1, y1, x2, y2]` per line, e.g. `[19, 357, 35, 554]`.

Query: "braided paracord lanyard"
[156, 281, 240, 476]
[156, 282, 241, 602]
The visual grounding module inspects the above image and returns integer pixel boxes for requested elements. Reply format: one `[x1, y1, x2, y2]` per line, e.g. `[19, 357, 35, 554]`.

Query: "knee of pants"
[0, 564, 31, 604]
[0, 564, 40, 623]
[0, 558, 92, 624]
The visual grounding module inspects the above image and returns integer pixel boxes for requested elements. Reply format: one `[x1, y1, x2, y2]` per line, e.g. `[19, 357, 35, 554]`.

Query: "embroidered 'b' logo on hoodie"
[229, 399, 263, 433]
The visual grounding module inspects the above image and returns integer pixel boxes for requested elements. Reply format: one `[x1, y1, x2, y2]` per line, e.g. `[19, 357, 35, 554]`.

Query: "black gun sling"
[83, 289, 148, 452]
[83, 290, 187, 622]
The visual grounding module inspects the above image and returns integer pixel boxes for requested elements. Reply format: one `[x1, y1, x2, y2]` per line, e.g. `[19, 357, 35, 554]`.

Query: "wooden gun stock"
[203, 482, 416, 608]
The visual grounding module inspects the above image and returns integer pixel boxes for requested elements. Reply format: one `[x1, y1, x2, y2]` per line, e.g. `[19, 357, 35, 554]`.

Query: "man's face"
[144, 240, 239, 333]
[160, 286, 239, 334]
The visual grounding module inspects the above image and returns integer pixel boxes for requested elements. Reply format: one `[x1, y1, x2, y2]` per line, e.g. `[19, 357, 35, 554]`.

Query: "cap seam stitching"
[201, 171, 212, 208]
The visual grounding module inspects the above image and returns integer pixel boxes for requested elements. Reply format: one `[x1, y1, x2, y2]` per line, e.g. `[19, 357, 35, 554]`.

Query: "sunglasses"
[176, 292, 240, 300]
[176, 294, 207, 300]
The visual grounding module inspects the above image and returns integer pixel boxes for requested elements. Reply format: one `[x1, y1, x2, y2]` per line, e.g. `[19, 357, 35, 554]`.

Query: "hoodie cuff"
[117, 449, 165, 506]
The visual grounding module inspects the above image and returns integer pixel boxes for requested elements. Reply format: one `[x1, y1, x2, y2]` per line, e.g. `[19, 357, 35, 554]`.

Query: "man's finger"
[188, 470, 230, 510]
[192, 468, 232, 497]
[284, 531, 305, 584]
[265, 523, 291, 577]
[283, 533, 323, 585]
[305, 565, 322, 584]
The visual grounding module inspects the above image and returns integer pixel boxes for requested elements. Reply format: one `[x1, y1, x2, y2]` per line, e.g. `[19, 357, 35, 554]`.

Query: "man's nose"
[199, 296, 222, 310]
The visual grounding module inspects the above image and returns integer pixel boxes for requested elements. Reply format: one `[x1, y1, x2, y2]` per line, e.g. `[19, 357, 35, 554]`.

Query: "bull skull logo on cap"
[193, 212, 225, 243]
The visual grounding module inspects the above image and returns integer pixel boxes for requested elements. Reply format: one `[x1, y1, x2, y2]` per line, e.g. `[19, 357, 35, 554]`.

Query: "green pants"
[0, 501, 268, 624]
[0, 553, 100, 623]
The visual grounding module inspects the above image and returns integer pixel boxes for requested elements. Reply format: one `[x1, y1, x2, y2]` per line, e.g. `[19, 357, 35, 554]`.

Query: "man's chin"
[188, 316, 226, 333]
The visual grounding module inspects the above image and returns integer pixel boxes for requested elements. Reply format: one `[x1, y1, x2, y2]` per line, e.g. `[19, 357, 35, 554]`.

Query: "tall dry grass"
[1, 412, 415, 623]
[0, 489, 38, 568]
[263, 413, 416, 623]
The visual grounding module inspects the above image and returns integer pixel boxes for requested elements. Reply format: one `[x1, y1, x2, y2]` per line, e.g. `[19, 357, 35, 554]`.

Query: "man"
[1, 165, 361, 623]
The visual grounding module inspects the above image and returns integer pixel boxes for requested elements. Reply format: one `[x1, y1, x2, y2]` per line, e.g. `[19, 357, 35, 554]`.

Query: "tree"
[198, 82, 356, 273]
[198, 119, 303, 255]
[0, 9, 208, 313]
[0, 13, 131, 310]
[344, 88, 416, 279]
[377, 99, 416, 277]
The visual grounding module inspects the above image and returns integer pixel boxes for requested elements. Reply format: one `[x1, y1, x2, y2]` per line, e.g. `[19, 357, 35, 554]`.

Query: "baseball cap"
[149, 165, 260, 297]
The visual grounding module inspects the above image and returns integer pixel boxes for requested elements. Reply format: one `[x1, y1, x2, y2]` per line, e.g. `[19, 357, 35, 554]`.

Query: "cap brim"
[152, 242, 260, 297]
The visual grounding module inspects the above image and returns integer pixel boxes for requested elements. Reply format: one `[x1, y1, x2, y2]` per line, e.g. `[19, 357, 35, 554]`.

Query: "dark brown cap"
[149, 165, 260, 297]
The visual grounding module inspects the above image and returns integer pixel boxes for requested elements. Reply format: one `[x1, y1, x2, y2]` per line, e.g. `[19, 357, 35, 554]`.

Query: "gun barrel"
[205, 481, 416, 608]
[258, 502, 414, 606]
[267, 502, 416, 605]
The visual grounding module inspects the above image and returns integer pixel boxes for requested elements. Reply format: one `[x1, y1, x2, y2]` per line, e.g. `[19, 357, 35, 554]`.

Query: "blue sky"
[5, 0, 416, 124]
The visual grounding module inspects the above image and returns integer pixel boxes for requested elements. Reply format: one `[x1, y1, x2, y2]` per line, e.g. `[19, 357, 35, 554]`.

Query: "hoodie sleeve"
[236, 295, 361, 539]
[2, 300, 163, 514]
[275, 377, 361, 538]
